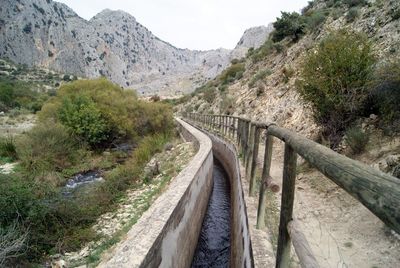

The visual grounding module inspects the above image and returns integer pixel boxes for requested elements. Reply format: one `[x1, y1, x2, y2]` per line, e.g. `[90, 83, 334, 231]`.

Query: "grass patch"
[345, 126, 369, 154]
[248, 69, 272, 88]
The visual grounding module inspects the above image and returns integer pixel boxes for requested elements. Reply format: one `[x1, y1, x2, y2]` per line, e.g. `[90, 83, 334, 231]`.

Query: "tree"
[272, 12, 307, 42]
[298, 30, 375, 144]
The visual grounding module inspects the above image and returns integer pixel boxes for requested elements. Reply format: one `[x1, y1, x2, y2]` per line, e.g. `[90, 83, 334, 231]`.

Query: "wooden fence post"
[276, 144, 297, 268]
[249, 126, 261, 196]
[246, 123, 255, 179]
[257, 132, 274, 229]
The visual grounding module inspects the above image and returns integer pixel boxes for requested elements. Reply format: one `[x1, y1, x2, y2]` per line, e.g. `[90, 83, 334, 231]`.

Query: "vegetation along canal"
[192, 160, 231, 267]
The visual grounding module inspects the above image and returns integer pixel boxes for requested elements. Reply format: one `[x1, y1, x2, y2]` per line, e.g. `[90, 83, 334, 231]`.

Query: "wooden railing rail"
[182, 112, 400, 268]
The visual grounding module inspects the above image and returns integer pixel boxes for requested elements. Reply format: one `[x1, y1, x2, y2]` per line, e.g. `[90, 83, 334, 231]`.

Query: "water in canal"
[192, 160, 231, 267]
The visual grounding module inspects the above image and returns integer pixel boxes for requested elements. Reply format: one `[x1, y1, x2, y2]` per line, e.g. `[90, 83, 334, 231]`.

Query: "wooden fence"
[183, 112, 400, 268]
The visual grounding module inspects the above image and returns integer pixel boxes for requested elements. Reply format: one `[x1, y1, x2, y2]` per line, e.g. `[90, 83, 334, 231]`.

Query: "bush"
[298, 30, 375, 145]
[103, 134, 170, 193]
[220, 96, 235, 114]
[248, 69, 272, 88]
[202, 86, 217, 103]
[272, 12, 306, 42]
[39, 78, 173, 146]
[389, 5, 400, 21]
[301, 1, 315, 15]
[58, 96, 110, 146]
[305, 10, 327, 30]
[16, 122, 86, 177]
[251, 39, 274, 63]
[345, 126, 369, 154]
[0, 136, 17, 160]
[367, 59, 400, 124]
[0, 82, 14, 109]
[0, 221, 28, 266]
[346, 7, 360, 22]
[0, 79, 49, 113]
[0, 173, 98, 262]
[344, 0, 367, 7]
[219, 63, 245, 84]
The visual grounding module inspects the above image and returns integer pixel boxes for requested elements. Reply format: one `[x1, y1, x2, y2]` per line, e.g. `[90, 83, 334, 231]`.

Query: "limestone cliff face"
[0, 0, 270, 96]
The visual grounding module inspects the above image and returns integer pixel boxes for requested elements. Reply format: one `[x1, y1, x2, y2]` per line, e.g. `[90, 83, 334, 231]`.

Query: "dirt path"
[263, 151, 400, 267]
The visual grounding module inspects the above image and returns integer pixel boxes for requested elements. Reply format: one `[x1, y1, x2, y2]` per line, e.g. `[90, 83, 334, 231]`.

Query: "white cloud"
[56, 0, 310, 50]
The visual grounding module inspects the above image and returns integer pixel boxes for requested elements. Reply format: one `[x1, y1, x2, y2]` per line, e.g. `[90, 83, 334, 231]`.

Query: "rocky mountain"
[0, 0, 270, 96]
[230, 24, 274, 60]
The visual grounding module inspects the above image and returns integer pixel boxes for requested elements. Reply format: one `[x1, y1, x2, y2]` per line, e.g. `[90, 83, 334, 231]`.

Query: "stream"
[191, 160, 231, 267]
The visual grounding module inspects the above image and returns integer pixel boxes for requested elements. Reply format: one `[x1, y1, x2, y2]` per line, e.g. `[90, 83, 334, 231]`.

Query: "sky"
[56, 0, 310, 50]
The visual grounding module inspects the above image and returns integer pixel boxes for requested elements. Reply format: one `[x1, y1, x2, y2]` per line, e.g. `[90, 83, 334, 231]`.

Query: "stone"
[51, 260, 66, 268]
[386, 155, 400, 167]
[164, 143, 174, 151]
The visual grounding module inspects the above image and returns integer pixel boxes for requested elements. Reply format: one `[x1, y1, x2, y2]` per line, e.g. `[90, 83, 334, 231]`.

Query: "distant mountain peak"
[236, 24, 274, 49]
[0, 0, 270, 96]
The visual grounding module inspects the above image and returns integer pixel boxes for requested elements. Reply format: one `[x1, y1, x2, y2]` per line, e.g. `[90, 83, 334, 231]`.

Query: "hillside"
[180, 0, 400, 142]
[0, 0, 272, 96]
[179, 1, 400, 266]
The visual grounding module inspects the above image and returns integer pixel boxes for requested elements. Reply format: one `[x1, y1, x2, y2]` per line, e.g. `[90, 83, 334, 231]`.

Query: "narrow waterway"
[192, 160, 231, 267]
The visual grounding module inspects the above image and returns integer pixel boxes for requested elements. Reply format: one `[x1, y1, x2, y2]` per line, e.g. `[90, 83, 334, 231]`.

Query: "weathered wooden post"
[242, 120, 248, 162]
[243, 120, 250, 164]
[237, 119, 242, 149]
[218, 115, 222, 134]
[246, 123, 256, 180]
[224, 116, 228, 137]
[249, 126, 261, 196]
[227, 115, 232, 139]
[213, 115, 216, 130]
[276, 144, 297, 268]
[257, 131, 276, 228]
[229, 117, 233, 139]
[239, 120, 244, 158]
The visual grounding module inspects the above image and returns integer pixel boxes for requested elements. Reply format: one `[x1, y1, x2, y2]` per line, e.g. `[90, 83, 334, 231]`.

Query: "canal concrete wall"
[98, 118, 213, 268]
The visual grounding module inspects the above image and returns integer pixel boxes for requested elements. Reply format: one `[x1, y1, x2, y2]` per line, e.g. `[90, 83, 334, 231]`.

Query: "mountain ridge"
[0, 0, 272, 96]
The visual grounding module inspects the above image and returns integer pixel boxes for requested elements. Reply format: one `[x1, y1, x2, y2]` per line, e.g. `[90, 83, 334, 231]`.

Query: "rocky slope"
[179, 1, 400, 265]
[181, 0, 400, 139]
[0, 0, 271, 96]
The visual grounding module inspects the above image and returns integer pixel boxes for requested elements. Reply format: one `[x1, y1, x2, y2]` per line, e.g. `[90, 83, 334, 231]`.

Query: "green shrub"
[0, 136, 17, 161]
[16, 122, 86, 176]
[272, 12, 306, 42]
[0, 79, 49, 112]
[331, 8, 342, 20]
[103, 134, 169, 193]
[344, 0, 367, 7]
[58, 96, 110, 146]
[389, 5, 400, 21]
[220, 95, 235, 114]
[219, 63, 245, 84]
[202, 87, 217, 103]
[301, 1, 315, 15]
[346, 7, 360, 22]
[367, 59, 400, 125]
[248, 69, 272, 88]
[345, 126, 369, 154]
[246, 47, 255, 57]
[298, 30, 375, 145]
[305, 10, 327, 30]
[251, 39, 274, 63]
[0, 82, 14, 109]
[39, 78, 173, 145]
